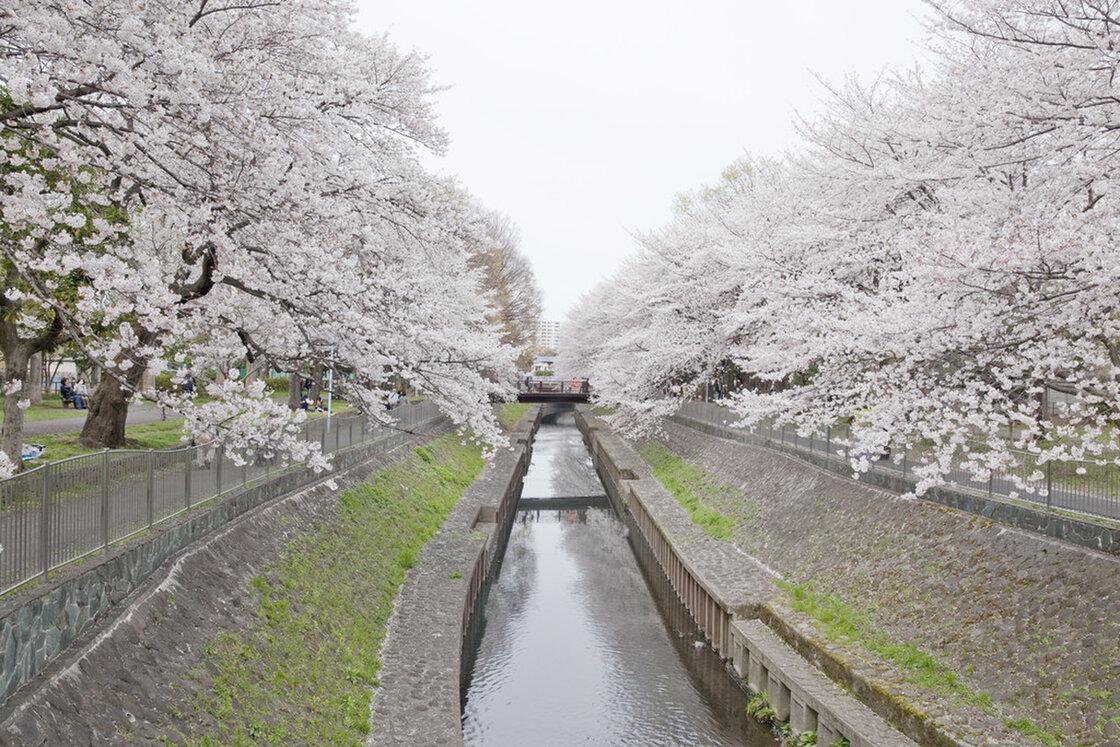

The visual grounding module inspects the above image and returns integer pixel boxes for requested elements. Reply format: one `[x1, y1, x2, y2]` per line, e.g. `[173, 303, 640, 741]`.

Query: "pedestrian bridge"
[516, 378, 590, 403]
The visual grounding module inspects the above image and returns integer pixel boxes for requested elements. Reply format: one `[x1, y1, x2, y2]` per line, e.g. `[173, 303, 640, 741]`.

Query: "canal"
[461, 408, 777, 746]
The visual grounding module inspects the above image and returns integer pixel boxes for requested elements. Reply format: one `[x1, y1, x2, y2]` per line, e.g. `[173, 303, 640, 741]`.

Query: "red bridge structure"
[517, 377, 591, 403]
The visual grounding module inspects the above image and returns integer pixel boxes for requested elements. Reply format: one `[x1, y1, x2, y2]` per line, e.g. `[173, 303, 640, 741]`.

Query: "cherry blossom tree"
[564, 0, 1120, 496]
[0, 0, 515, 476]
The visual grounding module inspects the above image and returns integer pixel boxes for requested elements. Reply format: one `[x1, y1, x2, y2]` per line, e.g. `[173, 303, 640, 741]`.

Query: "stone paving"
[654, 419, 1120, 746]
[368, 407, 540, 747]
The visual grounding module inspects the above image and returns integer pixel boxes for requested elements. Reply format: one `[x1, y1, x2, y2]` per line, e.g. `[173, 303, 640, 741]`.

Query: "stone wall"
[0, 423, 437, 708]
[368, 406, 541, 747]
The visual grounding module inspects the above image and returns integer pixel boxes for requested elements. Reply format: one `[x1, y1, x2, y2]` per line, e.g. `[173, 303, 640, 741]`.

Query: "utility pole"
[325, 347, 335, 433]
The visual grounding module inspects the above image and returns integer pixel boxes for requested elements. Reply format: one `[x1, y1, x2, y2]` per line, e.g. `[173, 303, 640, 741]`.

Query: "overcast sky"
[352, 1, 931, 321]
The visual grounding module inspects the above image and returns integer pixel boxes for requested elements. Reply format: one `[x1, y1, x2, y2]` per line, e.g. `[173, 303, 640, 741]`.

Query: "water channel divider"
[369, 405, 543, 746]
[573, 405, 922, 747]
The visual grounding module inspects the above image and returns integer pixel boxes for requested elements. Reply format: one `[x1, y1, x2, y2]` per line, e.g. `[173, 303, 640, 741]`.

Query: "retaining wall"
[369, 406, 542, 746]
[575, 406, 920, 747]
[0, 422, 438, 708]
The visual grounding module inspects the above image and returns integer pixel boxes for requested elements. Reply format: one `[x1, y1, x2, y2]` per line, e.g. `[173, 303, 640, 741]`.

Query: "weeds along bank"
[626, 413, 1120, 746]
[0, 415, 512, 743]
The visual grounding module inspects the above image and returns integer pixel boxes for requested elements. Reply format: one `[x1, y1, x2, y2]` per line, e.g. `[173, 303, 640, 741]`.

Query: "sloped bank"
[0, 412, 440, 712]
[575, 405, 952, 747]
[652, 416, 1120, 747]
[368, 404, 541, 746]
[0, 415, 455, 743]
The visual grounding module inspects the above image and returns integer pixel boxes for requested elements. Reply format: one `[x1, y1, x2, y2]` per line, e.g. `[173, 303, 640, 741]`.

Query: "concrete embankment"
[576, 405, 950, 747]
[0, 415, 439, 713]
[0, 414, 453, 743]
[648, 416, 1120, 747]
[368, 405, 541, 746]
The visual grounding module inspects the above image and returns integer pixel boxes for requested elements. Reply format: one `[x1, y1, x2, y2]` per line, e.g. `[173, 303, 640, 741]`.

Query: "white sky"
[352, 1, 931, 320]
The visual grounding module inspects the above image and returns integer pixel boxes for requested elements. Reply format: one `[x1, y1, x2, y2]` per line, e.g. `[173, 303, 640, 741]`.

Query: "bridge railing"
[519, 378, 590, 395]
[0, 400, 438, 596]
[676, 400, 1120, 523]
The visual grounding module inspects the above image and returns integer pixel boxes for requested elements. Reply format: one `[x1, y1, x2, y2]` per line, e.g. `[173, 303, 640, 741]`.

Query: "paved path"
[21, 404, 172, 437]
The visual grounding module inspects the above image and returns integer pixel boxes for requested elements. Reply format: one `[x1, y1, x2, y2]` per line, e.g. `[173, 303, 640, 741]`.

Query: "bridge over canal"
[516, 377, 591, 403]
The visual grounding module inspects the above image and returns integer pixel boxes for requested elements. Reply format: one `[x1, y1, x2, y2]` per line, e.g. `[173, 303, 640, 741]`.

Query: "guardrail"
[0, 400, 438, 595]
[519, 378, 590, 394]
[677, 400, 1120, 522]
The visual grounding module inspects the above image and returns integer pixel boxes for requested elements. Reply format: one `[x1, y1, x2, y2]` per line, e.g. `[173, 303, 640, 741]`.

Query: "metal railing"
[0, 400, 439, 595]
[676, 400, 1120, 522]
[520, 378, 590, 395]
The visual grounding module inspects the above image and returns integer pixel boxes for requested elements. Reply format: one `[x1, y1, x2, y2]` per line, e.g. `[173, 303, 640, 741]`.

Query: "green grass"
[25, 419, 191, 465]
[745, 691, 776, 725]
[0, 394, 88, 424]
[591, 405, 616, 417]
[497, 403, 531, 430]
[180, 432, 484, 744]
[777, 578, 989, 705]
[18, 399, 351, 467]
[637, 442, 739, 540]
[776, 578, 1063, 745]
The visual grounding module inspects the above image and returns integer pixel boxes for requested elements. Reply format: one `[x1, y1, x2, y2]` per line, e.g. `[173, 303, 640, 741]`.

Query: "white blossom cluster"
[561, 0, 1120, 494]
[1, 1, 518, 477]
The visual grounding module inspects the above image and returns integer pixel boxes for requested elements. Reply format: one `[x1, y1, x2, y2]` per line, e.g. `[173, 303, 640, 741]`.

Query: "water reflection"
[461, 412, 776, 746]
[521, 411, 602, 499]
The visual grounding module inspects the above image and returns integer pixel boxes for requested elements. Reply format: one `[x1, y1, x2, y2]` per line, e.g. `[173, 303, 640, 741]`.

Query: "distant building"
[536, 319, 561, 351]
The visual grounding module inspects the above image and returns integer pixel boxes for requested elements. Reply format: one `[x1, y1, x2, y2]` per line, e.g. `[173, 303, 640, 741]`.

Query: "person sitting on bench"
[59, 377, 87, 410]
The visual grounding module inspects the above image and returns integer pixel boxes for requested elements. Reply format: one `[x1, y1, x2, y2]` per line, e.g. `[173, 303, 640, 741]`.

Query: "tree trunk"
[28, 353, 43, 404]
[78, 365, 145, 449]
[309, 363, 322, 400]
[1, 347, 31, 471]
[288, 371, 302, 411]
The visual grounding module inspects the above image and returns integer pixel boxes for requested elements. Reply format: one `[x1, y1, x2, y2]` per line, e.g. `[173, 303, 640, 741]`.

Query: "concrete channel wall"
[0, 420, 443, 709]
[369, 406, 542, 747]
[575, 406, 918, 747]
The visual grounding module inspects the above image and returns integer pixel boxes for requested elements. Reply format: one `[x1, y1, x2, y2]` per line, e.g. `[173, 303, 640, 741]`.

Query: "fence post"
[988, 469, 993, 500]
[216, 446, 223, 495]
[101, 450, 110, 550]
[184, 447, 192, 512]
[40, 465, 51, 579]
[1046, 461, 1053, 511]
[826, 426, 831, 456]
[146, 450, 155, 530]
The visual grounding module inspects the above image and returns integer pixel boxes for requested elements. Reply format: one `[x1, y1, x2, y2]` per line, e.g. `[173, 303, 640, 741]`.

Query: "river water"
[461, 409, 777, 746]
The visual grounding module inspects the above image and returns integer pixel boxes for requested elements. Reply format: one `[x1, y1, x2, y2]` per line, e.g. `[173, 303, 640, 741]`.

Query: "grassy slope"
[776, 579, 1062, 745]
[180, 432, 484, 745]
[637, 441, 740, 540]
[497, 402, 531, 430]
